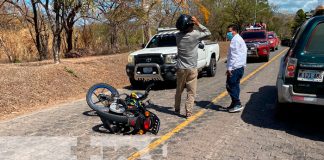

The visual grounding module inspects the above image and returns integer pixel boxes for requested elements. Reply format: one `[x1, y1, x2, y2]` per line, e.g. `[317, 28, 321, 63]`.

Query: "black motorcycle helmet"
[176, 14, 194, 32]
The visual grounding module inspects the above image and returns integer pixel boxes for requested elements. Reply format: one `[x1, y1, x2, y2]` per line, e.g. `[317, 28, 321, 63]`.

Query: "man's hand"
[226, 70, 232, 77]
[192, 16, 200, 26]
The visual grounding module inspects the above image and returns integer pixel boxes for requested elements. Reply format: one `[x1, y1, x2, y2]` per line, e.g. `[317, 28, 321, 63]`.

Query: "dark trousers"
[226, 67, 244, 105]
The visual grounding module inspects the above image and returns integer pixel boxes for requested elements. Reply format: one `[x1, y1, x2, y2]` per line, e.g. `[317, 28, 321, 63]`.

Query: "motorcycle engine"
[109, 102, 125, 114]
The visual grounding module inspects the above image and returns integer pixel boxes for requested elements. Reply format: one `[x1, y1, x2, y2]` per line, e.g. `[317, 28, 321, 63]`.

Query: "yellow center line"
[128, 48, 288, 160]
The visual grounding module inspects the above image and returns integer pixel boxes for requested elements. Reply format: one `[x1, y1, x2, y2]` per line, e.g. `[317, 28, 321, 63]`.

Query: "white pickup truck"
[126, 28, 220, 86]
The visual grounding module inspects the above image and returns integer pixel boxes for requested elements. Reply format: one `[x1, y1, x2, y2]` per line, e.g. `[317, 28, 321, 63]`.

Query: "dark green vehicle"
[277, 16, 324, 106]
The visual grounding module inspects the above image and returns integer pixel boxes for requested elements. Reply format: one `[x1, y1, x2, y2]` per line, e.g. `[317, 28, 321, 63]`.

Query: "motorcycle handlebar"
[143, 83, 155, 99]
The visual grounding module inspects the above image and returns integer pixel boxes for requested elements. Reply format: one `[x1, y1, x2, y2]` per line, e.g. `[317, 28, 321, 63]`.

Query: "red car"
[267, 31, 280, 51]
[241, 29, 271, 62]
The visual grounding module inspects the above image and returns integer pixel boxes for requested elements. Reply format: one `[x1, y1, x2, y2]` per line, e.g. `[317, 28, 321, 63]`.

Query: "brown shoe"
[185, 112, 192, 118]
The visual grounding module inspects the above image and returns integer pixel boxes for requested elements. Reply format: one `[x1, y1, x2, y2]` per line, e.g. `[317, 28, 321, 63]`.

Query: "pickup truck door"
[197, 41, 207, 68]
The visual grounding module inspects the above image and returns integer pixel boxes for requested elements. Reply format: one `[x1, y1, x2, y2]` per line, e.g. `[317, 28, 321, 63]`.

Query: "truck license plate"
[143, 67, 153, 74]
[297, 70, 324, 82]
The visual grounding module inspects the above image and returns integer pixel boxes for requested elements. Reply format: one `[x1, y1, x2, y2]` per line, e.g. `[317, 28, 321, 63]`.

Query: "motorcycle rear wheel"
[86, 83, 119, 111]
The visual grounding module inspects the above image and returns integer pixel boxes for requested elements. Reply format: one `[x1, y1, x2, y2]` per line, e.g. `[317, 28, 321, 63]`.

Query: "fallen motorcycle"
[86, 83, 160, 135]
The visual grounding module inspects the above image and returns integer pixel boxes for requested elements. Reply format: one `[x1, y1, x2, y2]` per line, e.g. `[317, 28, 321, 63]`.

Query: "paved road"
[1, 47, 324, 160]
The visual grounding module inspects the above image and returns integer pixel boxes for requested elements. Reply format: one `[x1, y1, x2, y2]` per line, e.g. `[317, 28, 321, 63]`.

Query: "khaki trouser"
[174, 68, 198, 114]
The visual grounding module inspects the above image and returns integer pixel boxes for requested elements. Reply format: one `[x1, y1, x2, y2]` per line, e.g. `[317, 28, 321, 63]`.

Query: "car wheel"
[207, 58, 217, 77]
[261, 55, 269, 62]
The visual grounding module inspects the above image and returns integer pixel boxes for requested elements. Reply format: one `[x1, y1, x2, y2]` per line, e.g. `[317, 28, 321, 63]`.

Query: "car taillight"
[287, 65, 295, 71]
[285, 57, 298, 78]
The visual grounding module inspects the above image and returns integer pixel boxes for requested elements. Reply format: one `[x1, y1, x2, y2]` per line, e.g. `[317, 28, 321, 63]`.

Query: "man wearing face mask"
[225, 24, 247, 113]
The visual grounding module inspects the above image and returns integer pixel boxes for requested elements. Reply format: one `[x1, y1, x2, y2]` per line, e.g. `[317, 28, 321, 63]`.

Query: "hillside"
[0, 54, 129, 120]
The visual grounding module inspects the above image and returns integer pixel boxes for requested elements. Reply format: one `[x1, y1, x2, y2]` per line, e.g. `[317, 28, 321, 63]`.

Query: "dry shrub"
[0, 53, 130, 120]
[218, 41, 230, 58]
[0, 28, 37, 63]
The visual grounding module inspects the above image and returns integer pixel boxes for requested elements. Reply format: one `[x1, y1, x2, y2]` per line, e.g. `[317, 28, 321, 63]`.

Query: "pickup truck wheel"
[207, 58, 217, 77]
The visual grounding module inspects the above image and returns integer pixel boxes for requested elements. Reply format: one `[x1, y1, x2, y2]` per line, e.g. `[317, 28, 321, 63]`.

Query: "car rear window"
[241, 32, 266, 39]
[146, 34, 177, 48]
[306, 23, 324, 53]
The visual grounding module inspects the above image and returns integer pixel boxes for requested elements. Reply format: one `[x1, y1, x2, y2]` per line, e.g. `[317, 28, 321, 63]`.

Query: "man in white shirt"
[226, 24, 247, 113]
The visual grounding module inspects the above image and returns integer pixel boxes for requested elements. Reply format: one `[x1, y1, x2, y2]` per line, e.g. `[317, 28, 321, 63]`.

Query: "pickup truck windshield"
[146, 34, 177, 48]
[242, 32, 266, 39]
[268, 34, 274, 39]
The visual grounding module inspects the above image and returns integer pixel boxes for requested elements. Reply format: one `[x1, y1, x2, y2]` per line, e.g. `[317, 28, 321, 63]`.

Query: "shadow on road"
[195, 101, 228, 112]
[123, 71, 214, 91]
[123, 81, 176, 91]
[92, 124, 111, 134]
[147, 104, 186, 118]
[241, 85, 324, 141]
[83, 110, 98, 116]
[247, 57, 266, 64]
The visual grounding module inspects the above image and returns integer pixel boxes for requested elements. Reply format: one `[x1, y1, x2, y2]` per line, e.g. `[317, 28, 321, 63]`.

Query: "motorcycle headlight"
[128, 55, 135, 65]
[165, 54, 177, 64]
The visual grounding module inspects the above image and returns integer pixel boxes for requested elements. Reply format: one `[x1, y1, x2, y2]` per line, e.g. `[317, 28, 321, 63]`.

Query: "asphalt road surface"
[1, 47, 324, 160]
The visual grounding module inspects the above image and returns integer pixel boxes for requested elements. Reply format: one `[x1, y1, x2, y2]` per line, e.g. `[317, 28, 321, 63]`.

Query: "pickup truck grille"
[135, 54, 164, 65]
[246, 43, 257, 50]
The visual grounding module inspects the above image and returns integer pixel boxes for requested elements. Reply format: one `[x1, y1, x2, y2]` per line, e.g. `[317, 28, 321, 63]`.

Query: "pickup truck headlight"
[165, 54, 177, 64]
[128, 55, 135, 65]
[259, 41, 268, 46]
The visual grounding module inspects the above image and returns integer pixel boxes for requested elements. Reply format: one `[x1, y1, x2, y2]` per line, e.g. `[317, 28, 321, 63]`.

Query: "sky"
[269, 0, 324, 13]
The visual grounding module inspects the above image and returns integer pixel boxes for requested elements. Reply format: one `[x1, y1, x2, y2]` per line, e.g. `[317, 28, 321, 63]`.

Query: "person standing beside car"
[174, 14, 211, 118]
[226, 24, 247, 113]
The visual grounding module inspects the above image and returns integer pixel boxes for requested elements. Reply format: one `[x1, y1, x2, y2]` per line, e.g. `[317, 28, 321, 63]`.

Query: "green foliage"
[1, 0, 297, 62]
[64, 66, 78, 78]
[13, 59, 21, 63]
[291, 9, 307, 35]
[195, 0, 290, 40]
[83, 0, 294, 49]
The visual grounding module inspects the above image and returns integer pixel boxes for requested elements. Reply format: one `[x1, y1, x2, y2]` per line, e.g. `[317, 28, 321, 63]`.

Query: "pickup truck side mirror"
[141, 44, 146, 48]
[198, 42, 205, 49]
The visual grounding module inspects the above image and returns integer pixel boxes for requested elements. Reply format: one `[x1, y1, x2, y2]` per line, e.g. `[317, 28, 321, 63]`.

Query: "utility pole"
[254, 0, 257, 25]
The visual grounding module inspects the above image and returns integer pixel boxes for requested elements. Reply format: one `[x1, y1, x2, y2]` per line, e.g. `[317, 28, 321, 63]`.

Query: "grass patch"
[64, 66, 78, 78]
